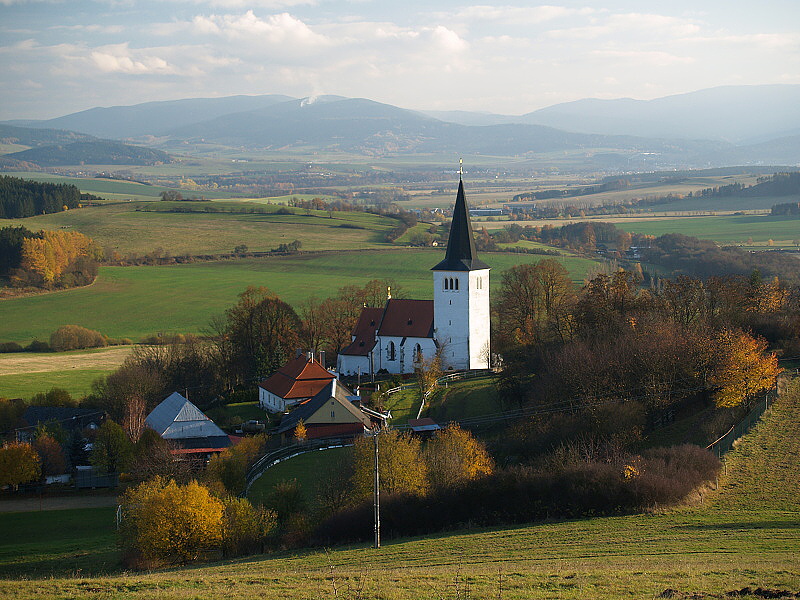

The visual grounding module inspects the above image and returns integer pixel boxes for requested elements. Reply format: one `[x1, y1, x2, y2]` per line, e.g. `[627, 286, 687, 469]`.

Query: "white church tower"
[432, 174, 490, 370]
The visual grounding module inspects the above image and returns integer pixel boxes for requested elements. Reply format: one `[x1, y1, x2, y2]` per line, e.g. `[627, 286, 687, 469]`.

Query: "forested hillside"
[5, 141, 171, 167]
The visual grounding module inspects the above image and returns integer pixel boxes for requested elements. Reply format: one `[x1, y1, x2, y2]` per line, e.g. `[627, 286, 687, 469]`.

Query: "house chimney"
[307, 350, 314, 362]
[319, 351, 326, 367]
[331, 378, 337, 397]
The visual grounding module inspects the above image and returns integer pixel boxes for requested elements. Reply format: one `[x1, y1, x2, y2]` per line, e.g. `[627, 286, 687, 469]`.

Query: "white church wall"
[467, 269, 491, 369]
[337, 353, 372, 377]
[433, 271, 471, 370]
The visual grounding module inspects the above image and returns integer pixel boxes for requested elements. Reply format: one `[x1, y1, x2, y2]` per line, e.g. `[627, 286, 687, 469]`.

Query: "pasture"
[1, 202, 399, 256]
[619, 213, 800, 244]
[0, 381, 798, 597]
[0, 250, 598, 345]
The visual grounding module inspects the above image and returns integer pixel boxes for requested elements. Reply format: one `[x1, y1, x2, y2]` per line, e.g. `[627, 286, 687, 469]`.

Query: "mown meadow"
[0, 249, 598, 345]
[0, 381, 797, 599]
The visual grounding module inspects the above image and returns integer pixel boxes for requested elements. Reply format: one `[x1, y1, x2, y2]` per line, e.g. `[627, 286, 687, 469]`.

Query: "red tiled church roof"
[258, 355, 334, 399]
[377, 299, 434, 338]
[340, 307, 382, 356]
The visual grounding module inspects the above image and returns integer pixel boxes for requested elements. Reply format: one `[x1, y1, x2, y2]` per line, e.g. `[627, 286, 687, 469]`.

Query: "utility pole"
[373, 429, 381, 549]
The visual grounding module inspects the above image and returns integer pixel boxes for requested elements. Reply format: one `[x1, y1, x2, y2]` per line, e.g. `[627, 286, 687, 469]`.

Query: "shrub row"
[313, 444, 719, 545]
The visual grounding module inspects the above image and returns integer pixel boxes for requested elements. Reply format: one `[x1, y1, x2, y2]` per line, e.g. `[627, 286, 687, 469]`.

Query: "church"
[337, 176, 490, 376]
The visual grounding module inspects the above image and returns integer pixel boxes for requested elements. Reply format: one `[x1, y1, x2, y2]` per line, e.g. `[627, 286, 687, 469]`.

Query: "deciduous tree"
[0, 442, 41, 490]
[424, 425, 493, 490]
[709, 329, 781, 408]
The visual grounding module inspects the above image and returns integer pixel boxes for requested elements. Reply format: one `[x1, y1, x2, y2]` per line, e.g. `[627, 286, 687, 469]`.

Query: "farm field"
[0, 250, 598, 345]
[0, 347, 133, 400]
[619, 214, 800, 244]
[1, 202, 400, 256]
[0, 381, 797, 598]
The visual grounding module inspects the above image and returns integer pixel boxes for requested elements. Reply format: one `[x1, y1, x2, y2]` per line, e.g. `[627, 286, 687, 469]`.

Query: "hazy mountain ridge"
[3, 85, 799, 168]
[5, 140, 172, 167]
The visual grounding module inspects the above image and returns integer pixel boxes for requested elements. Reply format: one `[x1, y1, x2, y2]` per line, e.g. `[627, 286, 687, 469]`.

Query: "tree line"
[0, 175, 100, 218]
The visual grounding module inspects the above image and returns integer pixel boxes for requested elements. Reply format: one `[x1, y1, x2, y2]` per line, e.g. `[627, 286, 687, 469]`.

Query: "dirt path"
[0, 494, 119, 513]
[0, 346, 133, 376]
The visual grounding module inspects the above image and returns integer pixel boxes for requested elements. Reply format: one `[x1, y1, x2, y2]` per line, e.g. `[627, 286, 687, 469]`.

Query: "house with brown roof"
[337, 175, 491, 375]
[258, 353, 335, 413]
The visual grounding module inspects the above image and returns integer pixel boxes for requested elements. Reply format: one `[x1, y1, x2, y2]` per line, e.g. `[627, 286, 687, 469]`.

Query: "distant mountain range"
[425, 85, 800, 145]
[2, 85, 799, 169]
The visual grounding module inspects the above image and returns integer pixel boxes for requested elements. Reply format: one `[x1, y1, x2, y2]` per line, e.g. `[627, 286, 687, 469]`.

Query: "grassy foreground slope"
[0, 250, 597, 344]
[0, 382, 797, 599]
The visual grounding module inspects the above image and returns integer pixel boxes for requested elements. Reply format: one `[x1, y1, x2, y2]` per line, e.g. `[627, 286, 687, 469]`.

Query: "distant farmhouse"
[338, 178, 491, 376]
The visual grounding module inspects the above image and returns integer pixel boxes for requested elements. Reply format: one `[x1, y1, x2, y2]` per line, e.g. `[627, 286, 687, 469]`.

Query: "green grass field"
[619, 214, 800, 244]
[383, 387, 422, 426]
[0, 382, 797, 598]
[1, 202, 399, 256]
[0, 250, 597, 344]
[424, 375, 500, 422]
[0, 369, 109, 400]
[247, 446, 351, 506]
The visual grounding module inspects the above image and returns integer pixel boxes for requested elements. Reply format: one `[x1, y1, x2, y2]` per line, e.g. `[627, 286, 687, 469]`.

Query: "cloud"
[443, 4, 595, 25]
[547, 12, 700, 40]
[90, 43, 175, 74]
[189, 10, 328, 45]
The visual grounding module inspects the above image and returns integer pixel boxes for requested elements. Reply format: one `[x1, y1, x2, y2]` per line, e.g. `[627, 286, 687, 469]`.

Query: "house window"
[388, 341, 396, 361]
[331, 410, 335, 418]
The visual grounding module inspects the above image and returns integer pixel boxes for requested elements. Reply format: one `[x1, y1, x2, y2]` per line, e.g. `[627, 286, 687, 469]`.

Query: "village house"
[275, 379, 387, 440]
[257, 352, 335, 413]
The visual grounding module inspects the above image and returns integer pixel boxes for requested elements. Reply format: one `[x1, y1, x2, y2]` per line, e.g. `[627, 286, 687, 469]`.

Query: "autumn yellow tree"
[350, 430, 428, 498]
[424, 425, 494, 490]
[709, 329, 782, 408]
[18, 230, 101, 286]
[0, 442, 41, 490]
[120, 477, 224, 564]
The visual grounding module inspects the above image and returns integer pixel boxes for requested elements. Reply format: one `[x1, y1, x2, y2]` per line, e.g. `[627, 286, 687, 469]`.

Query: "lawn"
[424, 375, 501, 423]
[0, 383, 797, 598]
[383, 387, 422, 426]
[0, 250, 598, 344]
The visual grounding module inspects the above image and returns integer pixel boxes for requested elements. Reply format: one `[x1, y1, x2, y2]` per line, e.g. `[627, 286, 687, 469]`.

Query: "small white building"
[338, 177, 490, 375]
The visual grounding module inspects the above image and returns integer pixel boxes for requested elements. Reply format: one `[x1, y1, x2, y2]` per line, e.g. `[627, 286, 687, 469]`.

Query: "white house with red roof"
[337, 176, 490, 375]
[258, 353, 335, 413]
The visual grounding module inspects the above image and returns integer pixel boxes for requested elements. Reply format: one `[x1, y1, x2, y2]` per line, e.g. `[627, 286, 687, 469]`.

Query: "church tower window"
[388, 341, 396, 361]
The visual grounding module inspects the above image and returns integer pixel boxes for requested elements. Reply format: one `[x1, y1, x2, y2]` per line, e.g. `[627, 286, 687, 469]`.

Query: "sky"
[1, 0, 799, 120]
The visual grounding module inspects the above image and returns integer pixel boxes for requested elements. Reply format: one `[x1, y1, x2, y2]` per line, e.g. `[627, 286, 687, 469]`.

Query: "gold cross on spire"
[459, 158, 463, 179]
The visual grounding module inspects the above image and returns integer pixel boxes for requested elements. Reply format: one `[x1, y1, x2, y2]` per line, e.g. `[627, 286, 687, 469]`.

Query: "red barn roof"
[258, 354, 335, 400]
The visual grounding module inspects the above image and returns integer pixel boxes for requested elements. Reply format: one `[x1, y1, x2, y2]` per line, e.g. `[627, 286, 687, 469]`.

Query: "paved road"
[0, 495, 118, 513]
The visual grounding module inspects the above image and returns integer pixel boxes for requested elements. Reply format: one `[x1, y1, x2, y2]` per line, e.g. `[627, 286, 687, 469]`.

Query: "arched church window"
[444, 278, 449, 290]
[413, 343, 422, 362]
[388, 341, 396, 361]
[455, 278, 459, 290]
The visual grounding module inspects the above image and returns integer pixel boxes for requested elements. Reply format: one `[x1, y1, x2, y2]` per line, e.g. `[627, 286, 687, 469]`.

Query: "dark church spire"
[431, 169, 489, 272]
